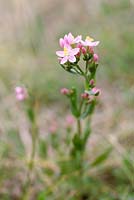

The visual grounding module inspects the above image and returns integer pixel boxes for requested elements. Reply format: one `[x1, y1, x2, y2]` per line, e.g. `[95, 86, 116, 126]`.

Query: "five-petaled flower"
[81, 36, 100, 47]
[59, 33, 82, 48]
[56, 46, 80, 64]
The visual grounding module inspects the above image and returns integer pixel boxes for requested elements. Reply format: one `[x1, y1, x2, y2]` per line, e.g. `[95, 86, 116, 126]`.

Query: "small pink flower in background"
[93, 54, 99, 62]
[91, 87, 101, 96]
[81, 36, 100, 47]
[56, 46, 79, 64]
[66, 115, 75, 127]
[15, 86, 27, 101]
[60, 88, 70, 95]
[59, 33, 82, 48]
[49, 122, 58, 134]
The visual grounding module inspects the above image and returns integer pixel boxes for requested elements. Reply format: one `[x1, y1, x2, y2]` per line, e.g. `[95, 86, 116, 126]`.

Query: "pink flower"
[60, 88, 70, 95]
[81, 36, 100, 47]
[66, 115, 75, 127]
[59, 33, 82, 48]
[93, 54, 99, 62]
[49, 122, 58, 134]
[91, 87, 101, 96]
[56, 46, 80, 64]
[15, 86, 27, 101]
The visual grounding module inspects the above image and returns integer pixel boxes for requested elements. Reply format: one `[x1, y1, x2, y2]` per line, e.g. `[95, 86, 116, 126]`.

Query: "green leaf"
[83, 127, 91, 147]
[70, 87, 79, 117]
[123, 156, 134, 174]
[27, 107, 35, 122]
[37, 191, 46, 200]
[7, 129, 25, 157]
[91, 147, 112, 167]
[81, 101, 95, 119]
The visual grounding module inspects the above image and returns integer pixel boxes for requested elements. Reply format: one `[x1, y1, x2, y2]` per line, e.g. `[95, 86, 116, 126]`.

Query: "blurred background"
[0, 0, 134, 199]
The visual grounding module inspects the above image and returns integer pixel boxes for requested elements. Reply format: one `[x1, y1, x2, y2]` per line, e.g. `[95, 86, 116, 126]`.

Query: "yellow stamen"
[86, 36, 94, 42]
[64, 47, 69, 56]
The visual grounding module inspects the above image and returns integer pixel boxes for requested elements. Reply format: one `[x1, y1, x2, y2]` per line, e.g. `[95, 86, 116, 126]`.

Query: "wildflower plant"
[15, 86, 39, 198]
[56, 33, 105, 171]
[13, 33, 112, 199]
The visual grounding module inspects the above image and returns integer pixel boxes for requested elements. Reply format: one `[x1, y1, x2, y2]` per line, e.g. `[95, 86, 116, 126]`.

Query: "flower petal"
[59, 38, 65, 48]
[56, 51, 64, 57]
[68, 55, 76, 63]
[70, 48, 80, 55]
[60, 56, 68, 64]
[67, 33, 74, 44]
[74, 35, 82, 43]
[90, 41, 100, 47]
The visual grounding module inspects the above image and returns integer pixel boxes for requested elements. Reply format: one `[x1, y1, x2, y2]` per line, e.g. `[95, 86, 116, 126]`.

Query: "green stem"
[77, 118, 81, 136]
[85, 60, 88, 74]
[22, 106, 38, 200]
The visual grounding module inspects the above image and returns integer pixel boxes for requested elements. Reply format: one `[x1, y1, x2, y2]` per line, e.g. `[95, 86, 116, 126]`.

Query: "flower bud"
[90, 79, 95, 87]
[77, 43, 82, 49]
[89, 47, 94, 54]
[93, 54, 99, 62]
[81, 47, 86, 55]
[60, 88, 70, 95]
[76, 51, 81, 58]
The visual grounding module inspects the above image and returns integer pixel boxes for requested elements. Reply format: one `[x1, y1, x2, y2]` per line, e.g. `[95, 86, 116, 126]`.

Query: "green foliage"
[91, 147, 112, 167]
[27, 107, 35, 123]
[37, 191, 47, 200]
[7, 129, 25, 157]
[70, 87, 80, 117]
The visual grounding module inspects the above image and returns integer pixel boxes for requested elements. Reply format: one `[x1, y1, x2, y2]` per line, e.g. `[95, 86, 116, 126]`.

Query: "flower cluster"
[57, 33, 101, 118]
[56, 33, 99, 67]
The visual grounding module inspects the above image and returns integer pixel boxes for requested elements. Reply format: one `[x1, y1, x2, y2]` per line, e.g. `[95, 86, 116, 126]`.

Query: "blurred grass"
[0, 0, 133, 106]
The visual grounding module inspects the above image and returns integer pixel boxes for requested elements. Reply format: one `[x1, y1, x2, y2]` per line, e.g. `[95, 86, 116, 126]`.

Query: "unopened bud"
[60, 88, 70, 95]
[93, 54, 99, 62]
[90, 79, 95, 86]
[81, 47, 86, 55]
